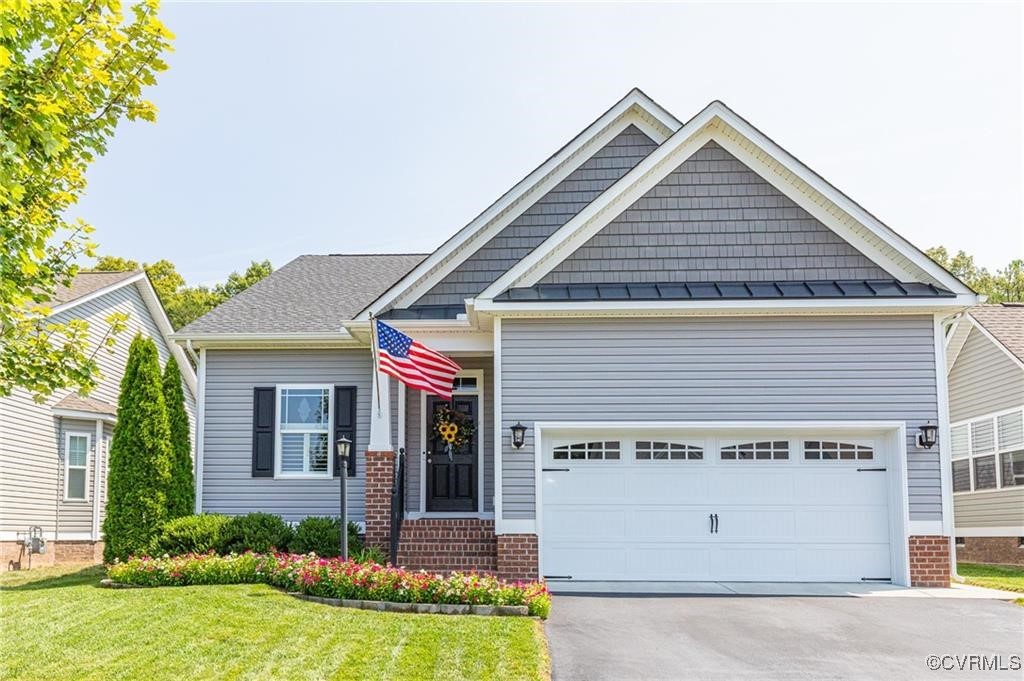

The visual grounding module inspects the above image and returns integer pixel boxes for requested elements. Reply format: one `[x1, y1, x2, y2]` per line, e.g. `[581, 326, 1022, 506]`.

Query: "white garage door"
[541, 433, 893, 582]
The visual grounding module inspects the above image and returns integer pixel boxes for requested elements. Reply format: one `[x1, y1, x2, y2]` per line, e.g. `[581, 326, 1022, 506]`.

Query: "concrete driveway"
[547, 595, 1024, 680]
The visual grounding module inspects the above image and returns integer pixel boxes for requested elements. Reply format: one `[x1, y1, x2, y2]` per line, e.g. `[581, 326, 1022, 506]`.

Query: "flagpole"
[369, 313, 382, 417]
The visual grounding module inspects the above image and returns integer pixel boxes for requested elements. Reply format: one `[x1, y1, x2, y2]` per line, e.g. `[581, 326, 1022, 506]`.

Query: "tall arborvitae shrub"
[162, 356, 194, 519]
[103, 335, 172, 562]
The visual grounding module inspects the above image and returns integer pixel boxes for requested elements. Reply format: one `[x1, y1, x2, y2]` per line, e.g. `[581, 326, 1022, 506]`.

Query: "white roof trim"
[48, 272, 146, 316]
[962, 312, 1024, 372]
[133, 278, 199, 398]
[476, 101, 975, 301]
[356, 89, 681, 319]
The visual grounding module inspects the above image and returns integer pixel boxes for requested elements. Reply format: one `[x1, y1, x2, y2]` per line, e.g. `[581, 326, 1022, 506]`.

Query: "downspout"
[938, 312, 965, 584]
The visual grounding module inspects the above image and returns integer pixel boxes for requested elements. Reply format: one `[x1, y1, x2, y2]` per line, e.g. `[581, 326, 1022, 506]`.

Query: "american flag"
[374, 319, 461, 398]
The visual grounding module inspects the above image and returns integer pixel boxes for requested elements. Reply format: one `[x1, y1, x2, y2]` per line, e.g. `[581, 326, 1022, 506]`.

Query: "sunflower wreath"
[432, 405, 476, 449]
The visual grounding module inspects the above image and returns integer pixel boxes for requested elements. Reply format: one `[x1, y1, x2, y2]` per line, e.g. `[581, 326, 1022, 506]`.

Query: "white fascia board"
[134, 278, 198, 398]
[171, 331, 361, 350]
[472, 295, 977, 318]
[51, 408, 116, 424]
[534, 420, 905, 433]
[355, 92, 681, 319]
[479, 101, 975, 300]
[342, 319, 492, 352]
[965, 312, 1024, 372]
[46, 272, 147, 316]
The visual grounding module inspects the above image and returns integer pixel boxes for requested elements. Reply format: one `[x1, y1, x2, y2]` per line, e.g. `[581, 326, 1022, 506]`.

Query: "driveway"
[547, 595, 1024, 680]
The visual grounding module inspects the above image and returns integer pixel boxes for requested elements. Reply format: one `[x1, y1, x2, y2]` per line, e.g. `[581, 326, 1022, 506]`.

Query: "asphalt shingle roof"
[178, 254, 427, 334]
[53, 394, 118, 416]
[968, 304, 1024, 364]
[50, 271, 140, 305]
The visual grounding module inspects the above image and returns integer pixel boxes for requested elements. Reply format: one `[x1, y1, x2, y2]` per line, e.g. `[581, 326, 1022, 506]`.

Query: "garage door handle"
[543, 468, 570, 472]
[713, 513, 719, 534]
[709, 513, 717, 534]
[857, 467, 887, 472]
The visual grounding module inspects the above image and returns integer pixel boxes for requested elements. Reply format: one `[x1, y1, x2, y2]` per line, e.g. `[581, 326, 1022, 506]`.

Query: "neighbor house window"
[952, 408, 1024, 493]
[65, 433, 90, 500]
[278, 386, 331, 476]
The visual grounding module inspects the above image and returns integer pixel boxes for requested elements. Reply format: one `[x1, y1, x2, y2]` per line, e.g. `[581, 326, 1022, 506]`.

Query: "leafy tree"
[0, 1, 173, 400]
[162, 356, 193, 519]
[927, 247, 1023, 303]
[92, 256, 273, 328]
[103, 334, 172, 561]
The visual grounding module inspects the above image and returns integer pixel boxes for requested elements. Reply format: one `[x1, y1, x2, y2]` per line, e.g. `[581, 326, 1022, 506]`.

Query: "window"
[953, 408, 1024, 493]
[804, 441, 874, 461]
[952, 459, 971, 493]
[1000, 450, 1024, 487]
[720, 441, 789, 461]
[635, 441, 703, 461]
[553, 441, 620, 461]
[64, 433, 89, 500]
[955, 537, 965, 547]
[451, 377, 478, 392]
[278, 387, 331, 476]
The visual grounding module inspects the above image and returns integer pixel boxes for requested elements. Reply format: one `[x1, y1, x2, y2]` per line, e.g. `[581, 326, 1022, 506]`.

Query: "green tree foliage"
[103, 334, 172, 562]
[927, 247, 1024, 303]
[0, 1, 173, 400]
[92, 256, 273, 329]
[162, 356, 193, 519]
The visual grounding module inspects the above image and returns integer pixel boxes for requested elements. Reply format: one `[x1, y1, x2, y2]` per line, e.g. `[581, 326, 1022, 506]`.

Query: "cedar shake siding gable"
[537, 141, 892, 285]
[410, 125, 659, 307]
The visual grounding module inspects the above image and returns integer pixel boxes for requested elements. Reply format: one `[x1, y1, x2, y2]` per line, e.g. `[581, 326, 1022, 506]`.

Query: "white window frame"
[63, 431, 91, 502]
[633, 439, 705, 463]
[274, 384, 334, 479]
[951, 406, 1024, 495]
[719, 438, 793, 462]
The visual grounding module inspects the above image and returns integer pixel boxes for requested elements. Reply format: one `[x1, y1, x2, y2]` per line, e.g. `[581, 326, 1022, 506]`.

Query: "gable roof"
[49, 270, 143, 307]
[177, 254, 427, 335]
[53, 394, 118, 416]
[478, 100, 975, 302]
[356, 88, 682, 319]
[966, 304, 1024, 365]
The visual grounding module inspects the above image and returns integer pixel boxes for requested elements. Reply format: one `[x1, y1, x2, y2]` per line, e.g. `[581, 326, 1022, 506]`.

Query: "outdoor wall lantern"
[916, 422, 938, 450]
[510, 422, 527, 450]
[335, 436, 352, 559]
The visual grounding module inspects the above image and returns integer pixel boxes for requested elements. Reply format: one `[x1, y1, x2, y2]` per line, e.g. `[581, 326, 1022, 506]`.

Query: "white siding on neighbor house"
[0, 282, 195, 536]
[200, 349, 373, 523]
[500, 316, 942, 521]
[55, 418, 98, 535]
[948, 327, 1024, 423]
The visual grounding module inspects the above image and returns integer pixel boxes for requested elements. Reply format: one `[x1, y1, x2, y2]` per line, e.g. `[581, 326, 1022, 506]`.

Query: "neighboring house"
[946, 304, 1024, 565]
[173, 90, 979, 588]
[0, 271, 197, 570]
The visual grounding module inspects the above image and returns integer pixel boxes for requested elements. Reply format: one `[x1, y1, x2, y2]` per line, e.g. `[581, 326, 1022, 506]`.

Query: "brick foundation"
[909, 535, 952, 587]
[496, 534, 539, 582]
[397, 519, 497, 573]
[364, 450, 395, 550]
[1, 540, 103, 572]
[956, 536, 1024, 566]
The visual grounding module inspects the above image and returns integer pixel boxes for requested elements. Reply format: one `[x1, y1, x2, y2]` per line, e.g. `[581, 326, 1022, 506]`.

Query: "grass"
[0, 564, 549, 681]
[957, 562, 1024, 594]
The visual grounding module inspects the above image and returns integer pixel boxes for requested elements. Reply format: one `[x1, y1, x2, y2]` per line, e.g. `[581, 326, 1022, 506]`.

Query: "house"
[172, 90, 979, 588]
[0, 271, 197, 569]
[946, 304, 1024, 565]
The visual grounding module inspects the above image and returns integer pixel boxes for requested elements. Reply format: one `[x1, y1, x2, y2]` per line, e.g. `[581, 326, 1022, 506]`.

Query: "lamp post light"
[335, 437, 351, 559]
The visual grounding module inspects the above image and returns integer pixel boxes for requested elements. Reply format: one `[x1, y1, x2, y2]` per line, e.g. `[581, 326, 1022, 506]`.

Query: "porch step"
[394, 519, 498, 573]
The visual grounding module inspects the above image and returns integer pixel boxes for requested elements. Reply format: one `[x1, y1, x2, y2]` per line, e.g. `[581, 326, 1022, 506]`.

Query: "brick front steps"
[396, 519, 497, 574]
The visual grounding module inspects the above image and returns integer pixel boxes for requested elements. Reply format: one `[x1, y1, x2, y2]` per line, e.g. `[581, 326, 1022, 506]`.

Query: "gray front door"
[426, 395, 478, 512]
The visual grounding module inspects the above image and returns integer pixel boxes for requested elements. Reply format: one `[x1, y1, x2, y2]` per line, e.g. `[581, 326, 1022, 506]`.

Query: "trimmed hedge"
[150, 514, 231, 555]
[289, 517, 364, 558]
[107, 553, 551, 618]
[219, 512, 294, 554]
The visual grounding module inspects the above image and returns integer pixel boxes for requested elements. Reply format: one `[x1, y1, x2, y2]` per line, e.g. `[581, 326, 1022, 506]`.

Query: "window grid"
[635, 441, 703, 461]
[720, 440, 789, 461]
[803, 441, 874, 461]
[278, 387, 331, 476]
[65, 433, 89, 501]
[553, 441, 621, 461]
[951, 407, 1024, 494]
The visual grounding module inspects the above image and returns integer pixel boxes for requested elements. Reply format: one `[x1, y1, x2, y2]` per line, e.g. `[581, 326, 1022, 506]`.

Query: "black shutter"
[251, 387, 275, 477]
[334, 386, 357, 477]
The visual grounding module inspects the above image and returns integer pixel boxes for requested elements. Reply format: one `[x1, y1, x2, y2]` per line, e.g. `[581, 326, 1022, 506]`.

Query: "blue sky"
[74, 1, 1022, 285]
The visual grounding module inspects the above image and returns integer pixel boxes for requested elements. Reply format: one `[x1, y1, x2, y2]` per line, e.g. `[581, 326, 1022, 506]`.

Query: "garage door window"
[553, 441, 620, 461]
[635, 441, 703, 461]
[720, 441, 789, 460]
[804, 441, 874, 461]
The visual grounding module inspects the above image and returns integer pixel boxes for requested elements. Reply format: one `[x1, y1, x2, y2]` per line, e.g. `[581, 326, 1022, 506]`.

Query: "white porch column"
[368, 371, 392, 452]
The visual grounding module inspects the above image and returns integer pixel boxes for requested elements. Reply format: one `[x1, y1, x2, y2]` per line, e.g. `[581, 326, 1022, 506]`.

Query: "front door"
[426, 395, 478, 512]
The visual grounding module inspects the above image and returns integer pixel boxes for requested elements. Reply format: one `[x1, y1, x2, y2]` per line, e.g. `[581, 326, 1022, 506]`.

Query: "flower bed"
[106, 552, 551, 618]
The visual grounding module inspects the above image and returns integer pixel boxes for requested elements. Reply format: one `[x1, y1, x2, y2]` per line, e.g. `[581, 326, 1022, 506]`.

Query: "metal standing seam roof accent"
[494, 280, 956, 302]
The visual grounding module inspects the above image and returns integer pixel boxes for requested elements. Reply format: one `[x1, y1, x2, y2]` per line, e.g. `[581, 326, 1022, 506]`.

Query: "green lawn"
[958, 562, 1024, 594]
[0, 564, 548, 681]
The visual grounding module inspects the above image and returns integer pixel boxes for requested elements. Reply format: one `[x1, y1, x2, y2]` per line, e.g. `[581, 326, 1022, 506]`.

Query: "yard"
[958, 562, 1024, 603]
[0, 564, 548, 681]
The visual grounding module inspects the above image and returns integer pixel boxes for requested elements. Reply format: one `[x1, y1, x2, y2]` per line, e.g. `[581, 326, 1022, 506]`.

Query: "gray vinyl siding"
[948, 327, 1024, 423]
[412, 126, 658, 307]
[0, 282, 194, 536]
[538, 141, 891, 285]
[404, 356, 494, 513]
[200, 349, 373, 523]
[55, 418, 98, 535]
[500, 316, 941, 521]
[954, 490, 1024, 529]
